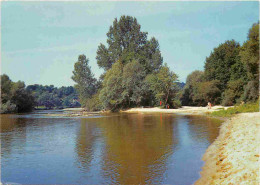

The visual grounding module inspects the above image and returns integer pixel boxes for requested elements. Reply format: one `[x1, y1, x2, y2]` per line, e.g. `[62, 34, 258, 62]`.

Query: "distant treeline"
[26, 84, 80, 109]
[0, 75, 80, 113]
[72, 16, 259, 111]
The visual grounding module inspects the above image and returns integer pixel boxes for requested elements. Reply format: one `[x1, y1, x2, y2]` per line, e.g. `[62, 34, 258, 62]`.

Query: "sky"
[1, 1, 259, 87]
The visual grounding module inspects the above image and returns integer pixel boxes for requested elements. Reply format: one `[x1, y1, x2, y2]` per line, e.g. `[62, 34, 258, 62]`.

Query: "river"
[0, 110, 222, 184]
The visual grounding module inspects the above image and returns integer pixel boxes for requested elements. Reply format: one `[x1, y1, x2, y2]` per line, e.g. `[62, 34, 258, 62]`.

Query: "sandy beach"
[195, 112, 260, 185]
[123, 106, 231, 115]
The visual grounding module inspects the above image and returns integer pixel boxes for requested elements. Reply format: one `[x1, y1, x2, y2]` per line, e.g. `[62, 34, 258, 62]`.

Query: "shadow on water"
[1, 112, 222, 184]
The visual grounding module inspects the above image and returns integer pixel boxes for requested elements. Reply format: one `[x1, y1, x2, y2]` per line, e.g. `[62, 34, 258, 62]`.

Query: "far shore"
[34, 105, 231, 118]
[45, 105, 231, 118]
[122, 106, 232, 115]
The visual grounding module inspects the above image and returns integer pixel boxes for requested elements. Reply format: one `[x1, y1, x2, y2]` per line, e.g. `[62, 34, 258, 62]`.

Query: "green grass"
[211, 101, 259, 117]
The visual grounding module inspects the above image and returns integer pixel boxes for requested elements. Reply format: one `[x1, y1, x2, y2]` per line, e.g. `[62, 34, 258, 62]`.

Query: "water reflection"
[76, 113, 178, 184]
[1, 112, 222, 184]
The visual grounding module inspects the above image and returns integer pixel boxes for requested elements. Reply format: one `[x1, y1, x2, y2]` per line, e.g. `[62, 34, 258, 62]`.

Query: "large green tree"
[145, 64, 179, 107]
[204, 40, 241, 91]
[239, 22, 259, 102]
[72, 55, 98, 106]
[96, 15, 163, 73]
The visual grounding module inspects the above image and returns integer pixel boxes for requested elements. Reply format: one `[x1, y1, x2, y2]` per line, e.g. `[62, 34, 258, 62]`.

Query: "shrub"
[0, 101, 17, 114]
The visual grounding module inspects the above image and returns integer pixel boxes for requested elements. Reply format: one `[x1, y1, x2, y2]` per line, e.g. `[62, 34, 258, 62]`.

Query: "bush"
[85, 92, 103, 111]
[0, 101, 17, 113]
[243, 81, 259, 102]
[172, 99, 182, 108]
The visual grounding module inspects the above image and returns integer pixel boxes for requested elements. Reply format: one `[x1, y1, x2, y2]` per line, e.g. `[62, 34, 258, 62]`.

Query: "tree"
[99, 61, 124, 111]
[181, 70, 204, 106]
[204, 40, 241, 91]
[26, 85, 79, 108]
[122, 60, 147, 106]
[96, 15, 163, 73]
[145, 64, 178, 107]
[72, 55, 98, 106]
[1, 74, 35, 113]
[11, 88, 35, 112]
[222, 79, 245, 106]
[1, 74, 13, 104]
[239, 22, 259, 102]
[192, 80, 221, 106]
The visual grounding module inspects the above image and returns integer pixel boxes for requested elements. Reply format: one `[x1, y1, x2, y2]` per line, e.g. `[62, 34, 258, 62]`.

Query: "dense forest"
[0, 74, 80, 113]
[72, 16, 259, 111]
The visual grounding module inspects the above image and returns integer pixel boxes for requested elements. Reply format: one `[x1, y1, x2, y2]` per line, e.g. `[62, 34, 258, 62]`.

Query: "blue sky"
[1, 1, 259, 87]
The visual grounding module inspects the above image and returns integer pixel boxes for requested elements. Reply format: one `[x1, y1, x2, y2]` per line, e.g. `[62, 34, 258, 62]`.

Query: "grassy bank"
[210, 102, 259, 117]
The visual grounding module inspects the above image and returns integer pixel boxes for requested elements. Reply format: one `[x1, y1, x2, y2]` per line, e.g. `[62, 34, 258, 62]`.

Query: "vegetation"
[96, 16, 162, 73]
[2, 17, 258, 114]
[26, 84, 80, 109]
[71, 54, 99, 109]
[181, 22, 259, 107]
[0, 74, 80, 113]
[210, 101, 259, 117]
[1, 74, 35, 113]
[73, 15, 179, 111]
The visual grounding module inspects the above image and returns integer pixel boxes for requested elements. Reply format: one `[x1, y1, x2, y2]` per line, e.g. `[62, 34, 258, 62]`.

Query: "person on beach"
[207, 102, 212, 109]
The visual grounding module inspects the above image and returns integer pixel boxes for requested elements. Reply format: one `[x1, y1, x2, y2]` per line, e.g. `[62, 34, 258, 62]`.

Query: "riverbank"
[42, 106, 228, 118]
[195, 112, 260, 185]
[49, 106, 229, 118]
[123, 106, 231, 115]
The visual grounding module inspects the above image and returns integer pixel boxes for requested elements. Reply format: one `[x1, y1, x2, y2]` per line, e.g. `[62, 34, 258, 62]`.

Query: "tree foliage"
[0, 74, 35, 113]
[78, 16, 169, 111]
[182, 22, 259, 106]
[181, 70, 204, 106]
[1, 74, 13, 104]
[26, 84, 80, 109]
[96, 15, 162, 73]
[204, 40, 241, 91]
[99, 61, 124, 111]
[239, 22, 259, 102]
[145, 64, 179, 107]
[72, 55, 99, 106]
[122, 60, 147, 106]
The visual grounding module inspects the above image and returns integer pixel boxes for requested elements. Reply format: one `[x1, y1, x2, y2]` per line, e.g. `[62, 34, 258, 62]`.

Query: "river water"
[0, 111, 222, 184]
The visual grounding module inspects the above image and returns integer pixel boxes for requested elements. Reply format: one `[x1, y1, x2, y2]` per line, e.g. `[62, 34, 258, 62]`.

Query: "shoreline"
[195, 112, 260, 184]
[122, 106, 231, 117]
